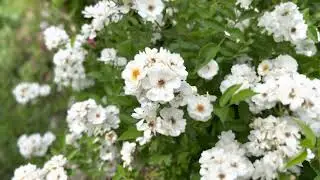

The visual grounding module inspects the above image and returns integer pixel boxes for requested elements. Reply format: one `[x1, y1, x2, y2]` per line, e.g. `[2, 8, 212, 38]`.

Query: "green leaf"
[294, 118, 316, 148]
[118, 127, 142, 141]
[195, 43, 220, 72]
[113, 165, 127, 180]
[237, 10, 258, 22]
[52, 0, 65, 7]
[150, 154, 172, 166]
[87, 71, 103, 80]
[315, 176, 320, 180]
[229, 89, 256, 105]
[214, 106, 233, 123]
[285, 150, 308, 168]
[190, 173, 201, 180]
[310, 160, 320, 176]
[219, 84, 242, 107]
[225, 28, 245, 43]
[67, 149, 79, 160]
[278, 173, 292, 180]
[224, 120, 248, 132]
[308, 25, 318, 42]
[238, 102, 251, 123]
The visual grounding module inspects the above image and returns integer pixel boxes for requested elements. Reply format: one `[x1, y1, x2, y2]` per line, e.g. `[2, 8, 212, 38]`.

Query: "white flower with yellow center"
[121, 59, 147, 95]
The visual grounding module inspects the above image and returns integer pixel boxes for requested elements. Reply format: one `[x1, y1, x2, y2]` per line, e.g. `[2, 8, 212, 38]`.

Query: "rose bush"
[4, 0, 320, 179]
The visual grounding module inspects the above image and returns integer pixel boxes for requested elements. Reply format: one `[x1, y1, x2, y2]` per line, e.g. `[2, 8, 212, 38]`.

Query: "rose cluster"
[122, 48, 216, 145]
[17, 132, 56, 159]
[12, 155, 68, 180]
[258, 2, 317, 56]
[13, 82, 51, 104]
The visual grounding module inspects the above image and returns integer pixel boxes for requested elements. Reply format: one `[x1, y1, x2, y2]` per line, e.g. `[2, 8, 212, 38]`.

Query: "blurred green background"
[0, 0, 73, 178]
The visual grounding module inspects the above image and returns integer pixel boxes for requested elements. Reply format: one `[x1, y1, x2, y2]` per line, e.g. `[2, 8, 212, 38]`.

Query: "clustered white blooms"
[132, 103, 188, 145]
[219, 62, 260, 93]
[123, 48, 216, 145]
[43, 25, 94, 91]
[12, 164, 43, 180]
[199, 117, 315, 180]
[94, 130, 119, 176]
[132, 0, 165, 23]
[65, 122, 120, 176]
[120, 141, 136, 170]
[221, 54, 320, 134]
[122, 47, 188, 102]
[17, 132, 56, 159]
[197, 59, 219, 80]
[100, 130, 118, 158]
[42, 155, 68, 180]
[12, 155, 68, 180]
[258, 2, 317, 56]
[250, 55, 302, 113]
[13, 0, 320, 179]
[65, 99, 121, 174]
[215, 53, 320, 179]
[199, 131, 254, 180]
[245, 116, 314, 180]
[66, 98, 120, 137]
[43, 0, 130, 90]
[12, 82, 51, 104]
[43, 26, 69, 50]
[82, 0, 129, 40]
[98, 48, 127, 66]
[226, 55, 320, 135]
[53, 45, 94, 90]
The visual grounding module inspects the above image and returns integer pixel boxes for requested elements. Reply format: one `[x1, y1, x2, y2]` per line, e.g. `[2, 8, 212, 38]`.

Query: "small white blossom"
[98, 48, 117, 64]
[104, 130, 118, 145]
[97, 47, 128, 66]
[132, 0, 165, 22]
[157, 107, 186, 137]
[197, 59, 219, 80]
[99, 143, 117, 161]
[187, 94, 215, 122]
[98, 48, 127, 66]
[43, 26, 69, 50]
[120, 142, 136, 170]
